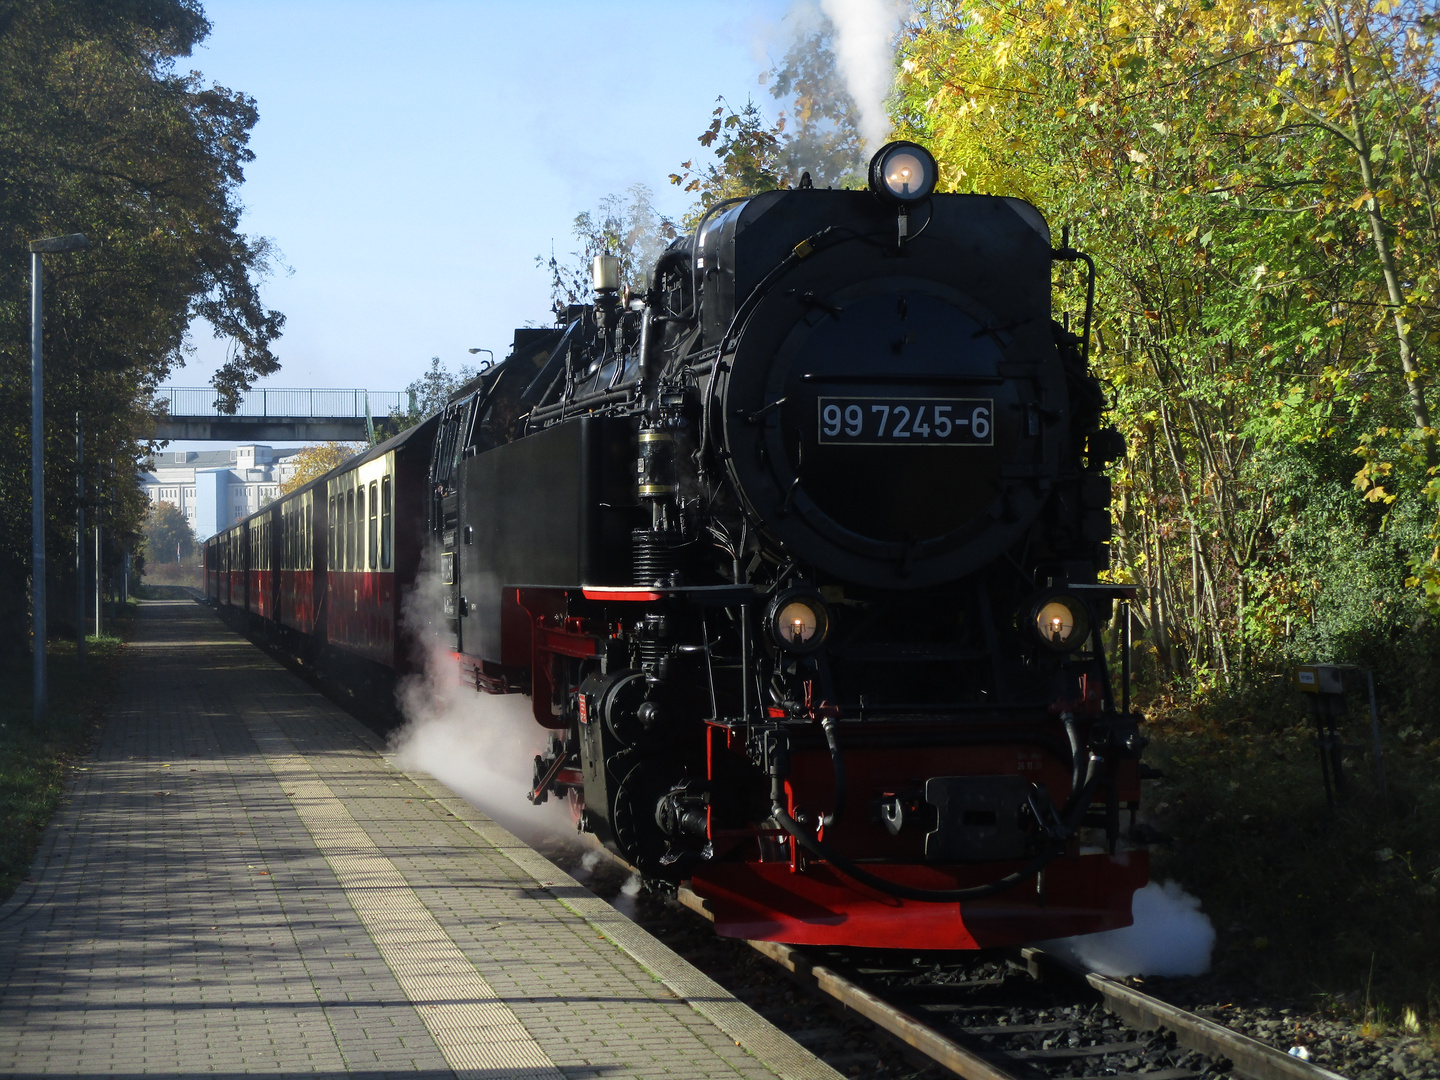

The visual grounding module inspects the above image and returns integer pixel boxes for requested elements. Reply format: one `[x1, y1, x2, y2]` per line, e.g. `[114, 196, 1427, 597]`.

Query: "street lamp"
[468, 347, 494, 370]
[29, 231, 89, 723]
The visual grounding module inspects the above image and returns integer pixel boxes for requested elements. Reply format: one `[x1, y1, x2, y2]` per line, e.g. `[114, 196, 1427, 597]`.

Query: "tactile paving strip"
[245, 712, 565, 1079]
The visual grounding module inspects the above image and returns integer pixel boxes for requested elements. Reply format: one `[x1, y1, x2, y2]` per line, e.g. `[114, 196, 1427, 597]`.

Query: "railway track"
[673, 887, 1352, 1080]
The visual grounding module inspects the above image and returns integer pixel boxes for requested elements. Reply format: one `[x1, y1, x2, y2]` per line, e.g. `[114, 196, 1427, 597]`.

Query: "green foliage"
[0, 0, 283, 655]
[762, 20, 867, 190]
[1145, 705, 1440, 1011]
[141, 500, 194, 564]
[893, 0, 1440, 691]
[671, 15, 869, 220]
[279, 441, 359, 494]
[671, 98, 793, 217]
[388, 356, 477, 430]
[537, 184, 676, 312]
[0, 631, 119, 903]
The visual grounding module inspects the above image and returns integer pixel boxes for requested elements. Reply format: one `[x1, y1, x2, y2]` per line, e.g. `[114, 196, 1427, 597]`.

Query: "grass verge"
[139, 562, 201, 590]
[0, 612, 131, 904]
[1143, 678, 1440, 1024]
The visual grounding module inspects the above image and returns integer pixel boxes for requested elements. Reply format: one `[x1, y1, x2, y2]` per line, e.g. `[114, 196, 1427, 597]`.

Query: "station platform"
[0, 599, 842, 1079]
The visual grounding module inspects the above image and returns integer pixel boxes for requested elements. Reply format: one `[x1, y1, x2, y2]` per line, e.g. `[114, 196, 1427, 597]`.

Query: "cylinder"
[637, 430, 677, 499]
[592, 254, 621, 293]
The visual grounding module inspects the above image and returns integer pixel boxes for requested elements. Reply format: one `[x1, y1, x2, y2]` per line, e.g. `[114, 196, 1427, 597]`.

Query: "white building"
[139, 445, 304, 541]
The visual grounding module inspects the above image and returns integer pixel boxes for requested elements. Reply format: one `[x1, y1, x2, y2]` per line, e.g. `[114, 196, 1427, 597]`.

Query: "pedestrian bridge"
[151, 387, 410, 442]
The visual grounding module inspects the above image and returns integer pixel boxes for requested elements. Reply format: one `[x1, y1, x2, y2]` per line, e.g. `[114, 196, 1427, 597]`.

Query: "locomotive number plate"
[817, 397, 993, 446]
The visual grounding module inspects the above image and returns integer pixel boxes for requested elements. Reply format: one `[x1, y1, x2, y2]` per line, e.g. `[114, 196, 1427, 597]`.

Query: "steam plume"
[1040, 880, 1217, 977]
[388, 565, 580, 849]
[817, 0, 908, 154]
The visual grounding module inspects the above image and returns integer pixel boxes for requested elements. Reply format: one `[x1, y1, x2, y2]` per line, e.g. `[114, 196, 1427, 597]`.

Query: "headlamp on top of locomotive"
[868, 141, 938, 204]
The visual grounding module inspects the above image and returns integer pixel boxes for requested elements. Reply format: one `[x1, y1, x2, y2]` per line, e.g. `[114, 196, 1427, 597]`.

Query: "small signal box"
[1296, 664, 1347, 695]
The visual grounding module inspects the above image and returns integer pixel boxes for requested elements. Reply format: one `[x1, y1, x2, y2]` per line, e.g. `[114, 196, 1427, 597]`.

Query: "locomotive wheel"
[611, 756, 685, 877]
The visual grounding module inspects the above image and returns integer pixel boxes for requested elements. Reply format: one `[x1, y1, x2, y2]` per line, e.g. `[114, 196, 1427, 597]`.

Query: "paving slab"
[0, 598, 842, 1080]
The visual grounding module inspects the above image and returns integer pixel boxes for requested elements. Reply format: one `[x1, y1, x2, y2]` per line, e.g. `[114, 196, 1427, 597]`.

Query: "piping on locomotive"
[428, 142, 1151, 949]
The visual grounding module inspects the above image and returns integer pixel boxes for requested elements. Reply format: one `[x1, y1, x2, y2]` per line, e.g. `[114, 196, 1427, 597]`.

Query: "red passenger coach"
[230, 523, 247, 610]
[204, 538, 219, 600]
[276, 487, 321, 637]
[323, 420, 434, 669]
[246, 513, 276, 620]
[203, 417, 436, 676]
[213, 523, 246, 609]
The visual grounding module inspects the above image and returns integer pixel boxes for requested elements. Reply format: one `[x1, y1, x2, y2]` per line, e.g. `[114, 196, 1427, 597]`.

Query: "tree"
[762, 18, 868, 189]
[670, 15, 869, 218]
[671, 98, 793, 218]
[279, 442, 358, 495]
[537, 185, 678, 313]
[892, 0, 1440, 685]
[387, 356, 477, 430]
[143, 500, 195, 564]
[0, 0, 284, 654]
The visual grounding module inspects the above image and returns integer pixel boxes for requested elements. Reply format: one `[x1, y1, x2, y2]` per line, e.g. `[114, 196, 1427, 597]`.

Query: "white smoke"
[388, 565, 581, 850]
[1040, 880, 1217, 977]
[817, 0, 908, 154]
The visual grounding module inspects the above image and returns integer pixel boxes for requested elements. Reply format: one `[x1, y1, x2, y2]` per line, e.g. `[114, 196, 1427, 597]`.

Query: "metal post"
[27, 232, 89, 722]
[1367, 671, 1386, 798]
[95, 480, 102, 637]
[31, 251, 46, 723]
[75, 412, 84, 673]
[1121, 601, 1131, 717]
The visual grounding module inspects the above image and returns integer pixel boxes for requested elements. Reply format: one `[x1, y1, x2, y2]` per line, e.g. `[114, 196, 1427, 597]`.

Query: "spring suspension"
[637, 618, 666, 676]
[633, 528, 679, 588]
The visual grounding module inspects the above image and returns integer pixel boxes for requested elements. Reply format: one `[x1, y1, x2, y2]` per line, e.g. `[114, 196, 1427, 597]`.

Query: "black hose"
[1063, 712, 1084, 796]
[770, 773, 1100, 904]
[819, 717, 847, 826]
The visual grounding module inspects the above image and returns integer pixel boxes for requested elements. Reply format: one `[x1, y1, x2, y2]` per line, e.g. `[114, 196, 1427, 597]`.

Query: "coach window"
[347, 487, 356, 570]
[380, 475, 392, 569]
[368, 481, 378, 569]
[328, 494, 337, 569]
[305, 498, 312, 570]
[357, 483, 367, 570]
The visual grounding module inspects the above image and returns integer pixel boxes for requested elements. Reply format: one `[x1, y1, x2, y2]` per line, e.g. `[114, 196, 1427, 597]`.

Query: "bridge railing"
[154, 387, 409, 419]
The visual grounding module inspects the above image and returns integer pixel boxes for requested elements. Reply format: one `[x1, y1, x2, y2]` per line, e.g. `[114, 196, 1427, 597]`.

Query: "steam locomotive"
[206, 142, 1150, 950]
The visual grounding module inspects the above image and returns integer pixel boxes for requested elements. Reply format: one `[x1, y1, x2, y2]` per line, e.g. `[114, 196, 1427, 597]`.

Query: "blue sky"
[179, 0, 794, 410]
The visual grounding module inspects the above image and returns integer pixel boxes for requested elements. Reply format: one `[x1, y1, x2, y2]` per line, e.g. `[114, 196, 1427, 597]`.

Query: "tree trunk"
[1326, 3, 1434, 461]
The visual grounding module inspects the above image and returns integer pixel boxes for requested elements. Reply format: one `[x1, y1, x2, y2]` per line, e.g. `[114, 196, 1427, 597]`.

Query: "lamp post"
[29, 232, 89, 723]
[467, 347, 494, 370]
[95, 472, 103, 638]
[75, 412, 84, 673]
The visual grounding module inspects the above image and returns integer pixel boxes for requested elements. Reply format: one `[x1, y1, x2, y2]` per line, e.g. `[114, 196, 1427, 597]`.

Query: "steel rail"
[677, 888, 1353, 1080]
[1022, 949, 1352, 1080]
[676, 887, 1020, 1080]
